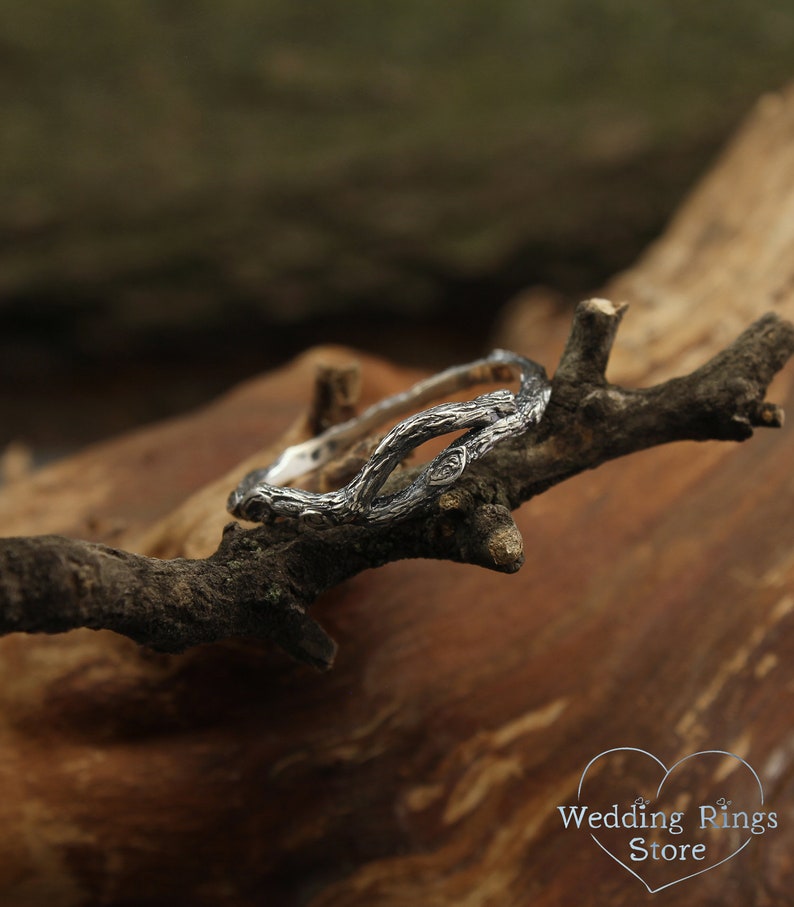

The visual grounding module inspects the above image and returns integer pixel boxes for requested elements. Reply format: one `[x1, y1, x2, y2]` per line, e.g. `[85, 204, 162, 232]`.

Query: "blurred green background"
[2, 1, 794, 456]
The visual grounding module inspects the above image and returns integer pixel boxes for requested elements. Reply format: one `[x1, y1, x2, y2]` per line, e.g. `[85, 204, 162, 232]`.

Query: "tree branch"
[1, 301, 793, 669]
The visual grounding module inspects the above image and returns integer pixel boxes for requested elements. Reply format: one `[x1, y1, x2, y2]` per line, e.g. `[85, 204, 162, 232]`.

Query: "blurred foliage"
[1, 1, 794, 343]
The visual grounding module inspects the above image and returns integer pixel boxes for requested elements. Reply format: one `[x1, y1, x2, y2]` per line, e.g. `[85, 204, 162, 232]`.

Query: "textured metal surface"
[227, 350, 551, 528]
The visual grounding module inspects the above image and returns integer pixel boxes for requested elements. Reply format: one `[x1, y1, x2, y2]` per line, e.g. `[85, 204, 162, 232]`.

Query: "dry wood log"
[1, 84, 794, 906]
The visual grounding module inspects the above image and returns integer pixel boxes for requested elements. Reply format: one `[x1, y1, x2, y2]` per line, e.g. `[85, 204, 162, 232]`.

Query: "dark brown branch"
[1, 301, 793, 670]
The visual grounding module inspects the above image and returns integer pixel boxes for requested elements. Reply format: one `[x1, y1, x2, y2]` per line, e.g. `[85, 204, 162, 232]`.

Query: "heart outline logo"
[577, 747, 764, 894]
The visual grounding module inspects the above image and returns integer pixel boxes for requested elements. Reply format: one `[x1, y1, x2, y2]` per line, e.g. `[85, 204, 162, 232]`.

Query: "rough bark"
[1, 301, 791, 670]
[2, 86, 794, 907]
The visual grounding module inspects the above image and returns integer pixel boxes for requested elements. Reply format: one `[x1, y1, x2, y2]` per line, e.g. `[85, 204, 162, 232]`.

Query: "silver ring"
[227, 349, 551, 529]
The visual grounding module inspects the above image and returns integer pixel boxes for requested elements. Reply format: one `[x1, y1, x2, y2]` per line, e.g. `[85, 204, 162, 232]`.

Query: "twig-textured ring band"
[227, 349, 551, 529]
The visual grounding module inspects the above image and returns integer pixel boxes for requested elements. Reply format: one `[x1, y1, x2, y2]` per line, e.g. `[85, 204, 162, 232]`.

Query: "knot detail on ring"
[227, 350, 551, 528]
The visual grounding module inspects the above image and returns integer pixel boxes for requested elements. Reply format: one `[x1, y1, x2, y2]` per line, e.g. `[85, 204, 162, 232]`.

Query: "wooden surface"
[1, 87, 794, 905]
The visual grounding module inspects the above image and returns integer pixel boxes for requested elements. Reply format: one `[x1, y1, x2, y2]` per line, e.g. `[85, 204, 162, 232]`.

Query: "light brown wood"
[1, 86, 794, 906]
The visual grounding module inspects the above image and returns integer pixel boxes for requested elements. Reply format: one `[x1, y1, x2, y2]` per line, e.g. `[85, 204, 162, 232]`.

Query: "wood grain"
[1, 86, 794, 905]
